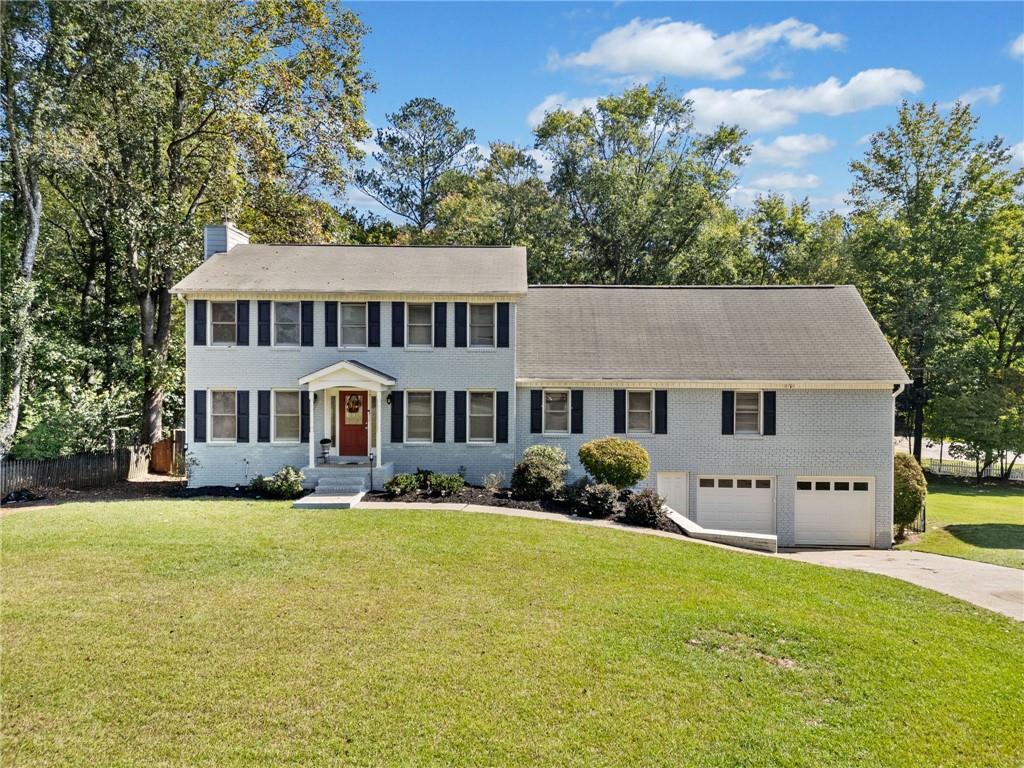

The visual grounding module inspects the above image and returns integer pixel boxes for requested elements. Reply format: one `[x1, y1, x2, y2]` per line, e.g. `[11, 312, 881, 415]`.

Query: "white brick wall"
[515, 387, 895, 549]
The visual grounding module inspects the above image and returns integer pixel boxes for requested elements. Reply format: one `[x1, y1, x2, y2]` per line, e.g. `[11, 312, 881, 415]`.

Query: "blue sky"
[345, 2, 1024, 218]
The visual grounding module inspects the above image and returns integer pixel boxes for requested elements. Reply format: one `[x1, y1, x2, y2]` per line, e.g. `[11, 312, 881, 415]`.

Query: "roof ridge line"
[527, 284, 841, 289]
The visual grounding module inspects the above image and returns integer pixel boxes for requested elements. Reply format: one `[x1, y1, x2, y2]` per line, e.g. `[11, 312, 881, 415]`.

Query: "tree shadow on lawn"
[944, 523, 1024, 550]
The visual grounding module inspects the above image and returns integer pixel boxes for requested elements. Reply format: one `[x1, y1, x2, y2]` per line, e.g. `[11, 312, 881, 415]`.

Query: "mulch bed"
[362, 484, 573, 513]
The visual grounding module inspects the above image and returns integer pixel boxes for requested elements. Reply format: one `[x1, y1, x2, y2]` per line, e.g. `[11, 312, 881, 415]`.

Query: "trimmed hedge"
[512, 445, 569, 500]
[384, 473, 419, 496]
[622, 488, 666, 529]
[429, 473, 464, 497]
[893, 453, 927, 538]
[577, 438, 650, 489]
[577, 483, 619, 519]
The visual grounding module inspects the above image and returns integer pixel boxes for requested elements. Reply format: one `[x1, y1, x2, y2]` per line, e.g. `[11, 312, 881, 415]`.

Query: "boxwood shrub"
[429, 473, 464, 497]
[577, 437, 650, 489]
[577, 483, 619, 519]
[251, 466, 305, 500]
[893, 453, 927, 538]
[622, 488, 667, 529]
[384, 473, 419, 496]
[511, 445, 569, 500]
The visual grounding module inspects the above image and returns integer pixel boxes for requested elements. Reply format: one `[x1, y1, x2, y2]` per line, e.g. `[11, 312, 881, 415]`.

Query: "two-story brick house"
[173, 221, 909, 548]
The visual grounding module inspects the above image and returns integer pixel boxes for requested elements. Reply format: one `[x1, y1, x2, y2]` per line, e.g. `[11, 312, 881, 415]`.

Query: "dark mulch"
[362, 484, 573, 513]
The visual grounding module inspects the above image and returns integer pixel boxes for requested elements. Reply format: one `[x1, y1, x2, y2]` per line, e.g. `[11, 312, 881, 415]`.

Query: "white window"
[210, 390, 237, 442]
[405, 391, 432, 442]
[470, 303, 495, 347]
[469, 391, 495, 442]
[273, 390, 301, 442]
[274, 301, 300, 346]
[407, 303, 433, 347]
[735, 391, 761, 435]
[210, 301, 236, 345]
[627, 390, 653, 433]
[543, 390, 569, 434]
[340, 302, 367, 347]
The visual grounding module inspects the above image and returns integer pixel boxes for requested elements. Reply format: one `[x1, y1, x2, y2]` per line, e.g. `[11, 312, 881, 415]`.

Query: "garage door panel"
[795, 477, 874, 546]
[697, 476, 775, 535]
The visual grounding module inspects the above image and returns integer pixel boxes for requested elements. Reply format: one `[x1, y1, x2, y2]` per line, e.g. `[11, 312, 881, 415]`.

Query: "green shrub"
[384, 473, 419, 496]
[251, 466, 305, 500]
[577, 483, 619, 519]
[622, 488, 666, 528]
[893, 453, 927, 538]
[561, 477, 590, 506]
[414, 467, 433, 490]
[577, 438, 650, 489]
[429, 473, 464, 497]
[511, 449, 568, 500]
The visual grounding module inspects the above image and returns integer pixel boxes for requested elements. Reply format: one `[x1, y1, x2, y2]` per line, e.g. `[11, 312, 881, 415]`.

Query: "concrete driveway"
[778, 548, 1024, 621]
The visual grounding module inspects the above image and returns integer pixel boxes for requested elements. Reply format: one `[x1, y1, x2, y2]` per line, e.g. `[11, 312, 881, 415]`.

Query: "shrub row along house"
[173, 222, 910, 548]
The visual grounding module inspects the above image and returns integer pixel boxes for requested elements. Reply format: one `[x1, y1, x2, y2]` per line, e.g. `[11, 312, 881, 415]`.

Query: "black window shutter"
[300, 301, 314, 346]
[257, 301, 271, 346]
[193, 300, 207, 346]
[496, 391, 509, 443]
[763, 391, 777, 436]
[722, 391, 735, 435]
[454, 391, 466, 443]
[324, 302, 337, 346]
[391, 302, 405, 347]
[571, 390, 584, 434]
[390, 391, 404, 443]
[530, 390, 542, 433]
[257, 390, 270, 442]
[236, 391, 249, 443]
[654, 390, 668, 434]
[432, 391, 446, 442]
[193, 389, 206, 442]
[613, 390, 626, 434]
[454, 302, 467, 347]
[434, 302, 447, 347]
[236, 300, 249, 346]
[368, 301, 381, 347]
[300, 391, 310, 443]
[496, 302, 510, 348]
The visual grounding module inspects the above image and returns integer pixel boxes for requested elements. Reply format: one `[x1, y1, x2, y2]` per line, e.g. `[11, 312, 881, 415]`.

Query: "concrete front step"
[294, 491, 366, 509]
[316, 481, 366, 492]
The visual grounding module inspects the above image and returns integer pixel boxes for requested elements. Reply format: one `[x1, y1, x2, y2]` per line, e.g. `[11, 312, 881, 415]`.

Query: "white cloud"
[749, 172, 820, 190]
[686, 68, 924, 131]
[749, 133, 835, 166]
[554, 17, 844, 80]
[526, 148, 554, 182]
[764, 65, 792, 81]
[526, 93, 600, 128]
[1010, 140, 1024, 167]
[1010, 34, 1024, 59]
[941, 84, 1003, 109]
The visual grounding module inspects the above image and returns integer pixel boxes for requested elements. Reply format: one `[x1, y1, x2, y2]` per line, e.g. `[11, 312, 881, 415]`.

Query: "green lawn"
[2, 500, 1022, 767]
[897, 481, 1024, 569]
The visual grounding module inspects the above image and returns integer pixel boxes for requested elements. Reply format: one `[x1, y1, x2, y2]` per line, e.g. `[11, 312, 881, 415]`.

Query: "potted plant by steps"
[319, 439, 332, 464]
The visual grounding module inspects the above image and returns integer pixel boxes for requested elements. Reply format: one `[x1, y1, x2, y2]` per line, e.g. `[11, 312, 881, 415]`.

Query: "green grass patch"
[898, 480, 1024, 569]
[3, 499, 1023, 767]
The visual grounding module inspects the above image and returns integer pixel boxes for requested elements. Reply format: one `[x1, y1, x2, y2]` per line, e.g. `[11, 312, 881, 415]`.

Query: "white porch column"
[308, 385, 315, 468]
[375, 390, 383, 468]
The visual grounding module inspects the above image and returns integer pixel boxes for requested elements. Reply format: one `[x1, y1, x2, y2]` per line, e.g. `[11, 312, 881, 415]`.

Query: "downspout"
[889, 383, 906, 549]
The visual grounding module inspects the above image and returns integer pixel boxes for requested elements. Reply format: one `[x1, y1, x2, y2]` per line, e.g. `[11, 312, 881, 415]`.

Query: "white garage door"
[697, 476, 775, 535]
[794, 477, 875, 546]
[656, 472, 688, 516]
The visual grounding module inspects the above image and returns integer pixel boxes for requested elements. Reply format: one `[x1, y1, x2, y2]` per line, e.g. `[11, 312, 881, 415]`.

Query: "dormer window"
[407, 303, 433, 347]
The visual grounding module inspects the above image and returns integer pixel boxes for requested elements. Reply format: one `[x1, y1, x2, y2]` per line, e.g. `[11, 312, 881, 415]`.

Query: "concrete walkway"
[353, 500, 1024, 621]
[778, 548, 1024, 621]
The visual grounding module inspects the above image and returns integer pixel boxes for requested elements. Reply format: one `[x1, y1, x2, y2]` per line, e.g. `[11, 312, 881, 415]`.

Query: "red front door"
[339, 391, 368, 456]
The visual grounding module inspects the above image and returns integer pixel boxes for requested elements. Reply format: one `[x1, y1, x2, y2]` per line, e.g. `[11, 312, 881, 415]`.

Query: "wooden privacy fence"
[1, 446, 151, 494]
[922, 457, 1024, 482]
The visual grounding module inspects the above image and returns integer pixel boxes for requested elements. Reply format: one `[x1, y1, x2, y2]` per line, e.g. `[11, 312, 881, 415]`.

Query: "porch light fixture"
[385, 394, 392, 405]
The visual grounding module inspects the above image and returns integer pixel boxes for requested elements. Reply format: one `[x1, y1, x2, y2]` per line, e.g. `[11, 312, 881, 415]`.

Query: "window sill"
[206, 440, 237, 446]
[541, 432, 571, 438]
[404, 346, 434, 352]
[338, 345, 368, 351]
[271, 440, 302, 445]
[402, 440, 433, 446]
[468, 440, 496, 446]
[734, 433, 763, 440]
[467, 346, 497, 352]
[270, 345, 301, 351]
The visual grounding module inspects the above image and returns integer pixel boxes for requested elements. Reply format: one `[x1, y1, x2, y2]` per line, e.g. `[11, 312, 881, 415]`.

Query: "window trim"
[209, 388, 238, 444]
[338, 301, 368, 349]
[627, 389, 654, 434]
[541, 388, 570, 436]
[209, 301, 237, 346]
[734, 390, 763, 436]
[467, 389, 497, 444]
[272, 300, 301, 348]
[271, 388, 302, 444]
[406, 302, 434, 349]
[469, 302, 496, 349]
[698, 475, 774, 490]
[404, 389, 434, 444]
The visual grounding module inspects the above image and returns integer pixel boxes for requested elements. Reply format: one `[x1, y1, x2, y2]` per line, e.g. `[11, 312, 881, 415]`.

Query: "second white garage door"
[794, 477, 875, 546]
[697, 476, 775, 535]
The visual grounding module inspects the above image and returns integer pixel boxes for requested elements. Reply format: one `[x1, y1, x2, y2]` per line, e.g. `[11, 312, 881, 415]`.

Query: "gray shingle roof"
[517, 285, 909, 383]
[172, 245, 527, 296]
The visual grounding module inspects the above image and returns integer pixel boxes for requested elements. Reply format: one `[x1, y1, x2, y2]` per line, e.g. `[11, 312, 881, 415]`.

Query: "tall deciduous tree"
[534, 83, 748, 284]
[356, 97, 479, 231]
[848, 101, 1022, 460]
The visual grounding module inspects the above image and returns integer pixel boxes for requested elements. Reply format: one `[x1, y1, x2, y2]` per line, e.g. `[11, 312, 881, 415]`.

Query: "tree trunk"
[137, 276, 174, 444]
[911, 374, 925, 462]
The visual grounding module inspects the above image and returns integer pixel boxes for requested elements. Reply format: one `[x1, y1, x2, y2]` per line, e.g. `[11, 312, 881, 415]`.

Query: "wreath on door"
[345, 394, 362, 413]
